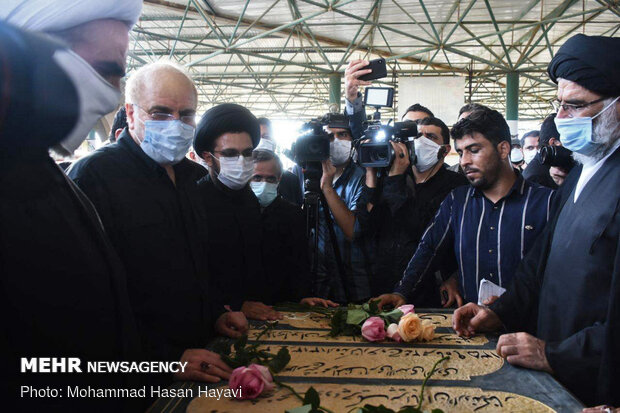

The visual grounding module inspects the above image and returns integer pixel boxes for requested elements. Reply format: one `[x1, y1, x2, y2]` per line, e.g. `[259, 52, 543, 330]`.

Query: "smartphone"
[358, 58, 387, 81]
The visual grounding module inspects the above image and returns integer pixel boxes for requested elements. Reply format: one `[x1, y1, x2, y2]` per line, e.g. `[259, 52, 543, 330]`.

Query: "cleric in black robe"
[194, 104, 282, 321]
[452, 33, 620, 407]
[0, 7, 142, 412]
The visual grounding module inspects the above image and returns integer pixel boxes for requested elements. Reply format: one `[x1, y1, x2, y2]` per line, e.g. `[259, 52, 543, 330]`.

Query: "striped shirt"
[395, 173, 554, 304]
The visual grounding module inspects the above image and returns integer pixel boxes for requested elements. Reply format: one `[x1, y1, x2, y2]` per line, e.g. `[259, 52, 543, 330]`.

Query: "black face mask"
[0, 23, 78, 155]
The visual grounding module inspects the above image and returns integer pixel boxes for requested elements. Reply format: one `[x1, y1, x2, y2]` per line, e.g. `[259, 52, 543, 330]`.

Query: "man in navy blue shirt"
[375, 107, 554, 308]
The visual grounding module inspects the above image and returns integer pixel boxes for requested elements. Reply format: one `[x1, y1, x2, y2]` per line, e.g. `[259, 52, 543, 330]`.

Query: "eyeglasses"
[133, 104, 196, 125]
[213, 149, 254, 158]
[550, 97, 607, 116]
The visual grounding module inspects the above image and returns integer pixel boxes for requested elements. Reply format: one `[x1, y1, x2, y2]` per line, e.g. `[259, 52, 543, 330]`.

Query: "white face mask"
[52, 49, 120, 155]
[212, 154, 254, 190]
[139, 119, 195, 165]
[510, 147, 524, 163]
[330, 139, 351, 166]
[523, 148, 538, 164]
[414, 137, 442, 172]
[250, 181, 278, 207]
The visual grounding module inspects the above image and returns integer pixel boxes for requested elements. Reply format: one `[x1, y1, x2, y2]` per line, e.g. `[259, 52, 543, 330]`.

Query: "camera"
[289, 113, 348, 165]
[540, 144, 575, 170]
[356, 121, 418, 168]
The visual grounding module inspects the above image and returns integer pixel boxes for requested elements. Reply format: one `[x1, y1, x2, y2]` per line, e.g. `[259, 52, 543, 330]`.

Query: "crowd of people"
[1, 1, 619, 412]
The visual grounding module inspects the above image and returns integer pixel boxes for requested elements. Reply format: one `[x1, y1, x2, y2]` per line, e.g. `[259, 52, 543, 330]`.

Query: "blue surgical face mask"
[140, 119, 195, 165]
[554, 97, 619, 156]
[250, 181, 278, 207]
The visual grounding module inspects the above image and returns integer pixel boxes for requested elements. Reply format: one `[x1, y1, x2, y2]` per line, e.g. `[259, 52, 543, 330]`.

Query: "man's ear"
[125, 103, 136, 131]
[549, 137, 562, 147]
[202, 151, 215, 168]
[439, 144, 451, 159]
[497, 140, 511, 160]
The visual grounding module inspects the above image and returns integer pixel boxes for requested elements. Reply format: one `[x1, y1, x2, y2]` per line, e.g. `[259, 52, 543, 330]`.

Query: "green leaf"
[380, 308, 404, 324]
[303, 386, 320, 409]
[368, 299, 381, 315]
[397, 407, 422, 413]
[234, 335, 248, 352]
[286, 405, 313, 413]
[430, 409, 444, 413]
[359, 404, 397, 413]
[211, 340, 231, 356]
[268, 347, 291, 373]
[221, 354, 243, 369]
[346, 308, 370, 326]
[329, 308, 348, 336]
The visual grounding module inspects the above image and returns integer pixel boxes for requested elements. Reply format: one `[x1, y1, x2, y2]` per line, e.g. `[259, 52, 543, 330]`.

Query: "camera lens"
[370, 147, 388, 163]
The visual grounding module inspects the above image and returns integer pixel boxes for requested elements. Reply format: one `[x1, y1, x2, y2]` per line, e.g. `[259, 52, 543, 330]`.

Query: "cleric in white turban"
[1, 0, 142, 32]
[0, 1, 145, 413]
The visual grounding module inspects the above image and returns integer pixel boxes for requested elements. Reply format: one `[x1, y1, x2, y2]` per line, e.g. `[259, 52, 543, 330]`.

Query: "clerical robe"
[490, 145, 620, 406]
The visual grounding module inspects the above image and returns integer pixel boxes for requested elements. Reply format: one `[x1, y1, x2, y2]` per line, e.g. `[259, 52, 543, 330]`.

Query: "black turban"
[194, 103, 260, 155]
[548, 34, 620, 97]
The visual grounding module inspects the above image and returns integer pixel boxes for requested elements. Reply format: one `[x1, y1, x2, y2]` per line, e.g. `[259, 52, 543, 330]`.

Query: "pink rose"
[397, 304, 415, 316]
[386, 323, 403, 342]
[361, 316, 386, 342]
[228, 364, 275, 400]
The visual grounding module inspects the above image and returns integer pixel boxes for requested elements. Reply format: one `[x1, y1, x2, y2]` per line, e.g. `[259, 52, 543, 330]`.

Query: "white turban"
[1, 0, 143, 32]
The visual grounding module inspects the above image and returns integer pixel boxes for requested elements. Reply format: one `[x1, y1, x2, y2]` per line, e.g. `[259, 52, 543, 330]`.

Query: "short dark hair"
[539, 114, 559, 146]
[257, 117, 272, 128]
[109, 106, 127, 142]
[451, 107, 511, 146]
[253, 149, 283, 177]
[458, 102, 489, 117]
[417, 117, 450, 145]
[520, 130, 540, 147]
[403, 103, 434, 119]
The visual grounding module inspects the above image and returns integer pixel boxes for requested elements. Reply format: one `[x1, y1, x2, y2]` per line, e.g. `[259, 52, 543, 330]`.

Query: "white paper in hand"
[477, 278, 506, 306]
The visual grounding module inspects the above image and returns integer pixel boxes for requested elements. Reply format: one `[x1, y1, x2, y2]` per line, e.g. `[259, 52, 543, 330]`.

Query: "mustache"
[463, 167, 480, 174]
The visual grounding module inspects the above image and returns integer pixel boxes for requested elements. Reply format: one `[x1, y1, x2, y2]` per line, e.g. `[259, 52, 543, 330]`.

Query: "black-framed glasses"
[213, 148, 254, 158]
[133, 104, 196, 125]
[550, 97, 607, 115]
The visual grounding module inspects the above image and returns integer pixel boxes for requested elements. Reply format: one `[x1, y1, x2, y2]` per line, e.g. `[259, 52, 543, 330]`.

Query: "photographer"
[313, 117, 372, 304]
[344, 60, 468, 306]
[357, 116, 469, 305]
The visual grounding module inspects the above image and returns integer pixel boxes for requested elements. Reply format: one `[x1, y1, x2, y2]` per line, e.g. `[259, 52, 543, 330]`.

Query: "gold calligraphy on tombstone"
[256, 345, 502, 380]
[186, 383, 553, 413]
[249, 329, 488, 346]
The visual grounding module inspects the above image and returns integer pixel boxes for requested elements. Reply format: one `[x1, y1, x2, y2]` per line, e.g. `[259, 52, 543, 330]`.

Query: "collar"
[333, 161, 355, 187]
[118, 130, 163, 174]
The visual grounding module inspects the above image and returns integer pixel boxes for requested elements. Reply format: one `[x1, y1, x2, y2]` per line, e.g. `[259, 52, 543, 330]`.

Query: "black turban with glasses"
[548, 34, 620, 97]
[194, 103, 261, 155]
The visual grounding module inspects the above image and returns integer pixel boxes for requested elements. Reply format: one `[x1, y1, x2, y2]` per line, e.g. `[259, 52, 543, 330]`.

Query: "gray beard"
[573, 99, 620, 167]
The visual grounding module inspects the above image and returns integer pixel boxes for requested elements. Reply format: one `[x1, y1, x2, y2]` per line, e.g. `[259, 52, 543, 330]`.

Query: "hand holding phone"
[344, 60, 373, 101]
[358, 58, 387, 81]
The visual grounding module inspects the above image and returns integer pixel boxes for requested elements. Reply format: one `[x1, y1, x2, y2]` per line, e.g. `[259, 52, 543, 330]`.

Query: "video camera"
[356, 121, 418, 168]
[353, 86, 418, 169]
[540, 144, 575, 170]
[289, 113, 349, 165]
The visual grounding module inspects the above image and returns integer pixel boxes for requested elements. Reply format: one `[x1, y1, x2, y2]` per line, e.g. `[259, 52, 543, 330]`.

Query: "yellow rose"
[398, 313, 422, 342]
[420, 319, 435, 342]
